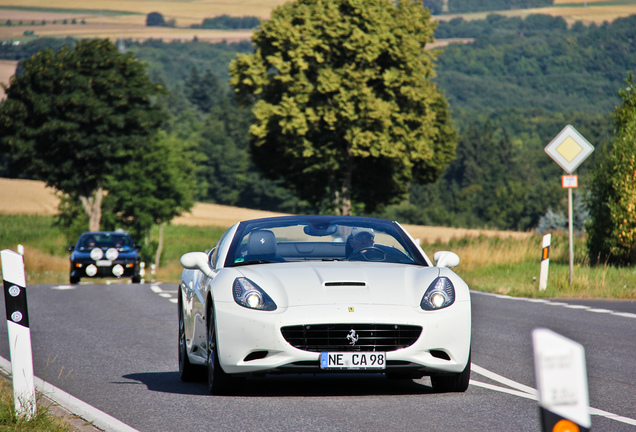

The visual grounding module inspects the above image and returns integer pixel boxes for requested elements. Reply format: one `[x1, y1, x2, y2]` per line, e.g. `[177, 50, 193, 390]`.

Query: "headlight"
[420, 277, 455, 311]
[233, 277, 277, 311]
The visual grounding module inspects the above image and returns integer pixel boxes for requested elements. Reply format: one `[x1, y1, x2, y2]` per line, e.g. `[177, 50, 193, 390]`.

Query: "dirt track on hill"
[0, 178, 531, 243]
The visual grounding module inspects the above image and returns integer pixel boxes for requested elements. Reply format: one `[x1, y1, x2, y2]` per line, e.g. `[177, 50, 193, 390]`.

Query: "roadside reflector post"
[1, 249, 37, 419]
[532, 328, 591, 432]
[539, 234, 551, 290]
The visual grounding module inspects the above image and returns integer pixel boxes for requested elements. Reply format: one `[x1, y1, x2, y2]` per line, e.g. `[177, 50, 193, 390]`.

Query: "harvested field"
[0, 59, 17, 99]
[1, 0, 634, 45]
[0, 178, 60, 215]
[435, 0, 636, 24]
[0, 177, 531, 243]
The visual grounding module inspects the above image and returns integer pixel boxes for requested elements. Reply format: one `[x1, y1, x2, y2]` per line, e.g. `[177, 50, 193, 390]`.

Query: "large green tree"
[0, 39, 165, 231]
[586, 73, 636, 266]
[229, 0, 457, 215]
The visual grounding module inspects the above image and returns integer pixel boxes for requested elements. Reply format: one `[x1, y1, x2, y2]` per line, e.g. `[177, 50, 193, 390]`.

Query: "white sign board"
[545, 125, 594, 174]
[562, 175, 578, 188]
[532, 328, 591, 428]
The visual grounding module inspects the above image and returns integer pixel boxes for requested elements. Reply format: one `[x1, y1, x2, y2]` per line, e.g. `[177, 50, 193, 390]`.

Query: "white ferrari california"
[178, 215, 471, 395]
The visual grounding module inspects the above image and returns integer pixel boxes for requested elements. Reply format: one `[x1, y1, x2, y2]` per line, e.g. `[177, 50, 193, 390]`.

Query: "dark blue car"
[69, 231, 141, 284]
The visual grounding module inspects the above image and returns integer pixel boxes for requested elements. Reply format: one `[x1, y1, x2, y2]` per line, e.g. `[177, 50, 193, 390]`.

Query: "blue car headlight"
[420, 277, 455, 311]
[233, 277, 277, 311]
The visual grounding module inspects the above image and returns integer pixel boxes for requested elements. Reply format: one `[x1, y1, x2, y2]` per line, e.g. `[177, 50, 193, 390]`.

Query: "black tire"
[207, 303, 244, 395]
[178, 305, 201, 382]
[70, 275, 80, 284]
[132, 275, 141, 283]
[431, 350, 471, 393]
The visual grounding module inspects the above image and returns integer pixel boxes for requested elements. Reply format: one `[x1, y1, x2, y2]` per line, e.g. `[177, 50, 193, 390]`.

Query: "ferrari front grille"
[281, 324, 422, 352]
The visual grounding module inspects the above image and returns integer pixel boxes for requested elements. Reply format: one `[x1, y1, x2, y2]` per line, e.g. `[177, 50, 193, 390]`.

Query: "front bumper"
[70, 259, 139, 279]
[212, 301, 471, 377]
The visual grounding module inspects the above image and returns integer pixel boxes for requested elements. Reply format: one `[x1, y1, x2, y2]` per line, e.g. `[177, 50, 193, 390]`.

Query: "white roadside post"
[545, 125, 594, 285]
[532, 328, 591, 432]
[1, 249, 37, 419]
[539, 234, 551, 290]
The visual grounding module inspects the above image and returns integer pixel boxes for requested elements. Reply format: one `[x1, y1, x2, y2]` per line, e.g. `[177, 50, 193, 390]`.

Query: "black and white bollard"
[1, 249, 36, 419]
[533, 328, 591, 432]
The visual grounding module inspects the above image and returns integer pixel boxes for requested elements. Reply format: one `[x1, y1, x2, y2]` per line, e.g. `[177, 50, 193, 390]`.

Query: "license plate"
[320, 352, 386, 370]
[96, 260, 113, 267]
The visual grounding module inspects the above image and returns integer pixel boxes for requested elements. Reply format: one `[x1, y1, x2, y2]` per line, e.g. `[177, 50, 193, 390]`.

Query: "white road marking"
[469, 380, 536, 400]
[472, 364, 537, 396]
[472, 363, 636, 426]
[52, 285, 76, 290]
[471, 291, 636, 319]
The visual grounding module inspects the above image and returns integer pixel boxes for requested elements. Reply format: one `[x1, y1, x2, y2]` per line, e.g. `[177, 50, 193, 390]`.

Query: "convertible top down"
[178, 215, 471, 395]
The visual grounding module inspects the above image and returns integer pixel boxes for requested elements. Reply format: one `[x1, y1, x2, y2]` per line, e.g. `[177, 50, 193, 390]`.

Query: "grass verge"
[1, 214, 635, 298]
[0, 378, 74, 432]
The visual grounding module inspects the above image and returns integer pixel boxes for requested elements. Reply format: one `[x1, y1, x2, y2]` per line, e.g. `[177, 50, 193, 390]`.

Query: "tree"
[185, 67, 226, 114]
[229, 0, 457, 215]
[586, 73, 636, 266]
[146, 12, 166, 27]
[101, 131, 198, 266]
[0, 39, 165, 231]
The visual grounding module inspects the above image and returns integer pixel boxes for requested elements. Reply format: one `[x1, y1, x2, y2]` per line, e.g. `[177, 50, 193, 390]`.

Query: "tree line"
[1, 6, 635, 265]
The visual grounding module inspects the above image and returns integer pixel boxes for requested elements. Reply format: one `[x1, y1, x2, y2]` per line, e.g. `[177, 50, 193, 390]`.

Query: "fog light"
[86, 264, 98, 277]
[112, 264, 124, 277]
[105, 248, 119, 261]
[90, 248, 103, 260]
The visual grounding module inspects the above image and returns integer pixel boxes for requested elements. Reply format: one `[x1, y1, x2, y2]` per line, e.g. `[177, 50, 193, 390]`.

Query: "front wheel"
[431, 350, 471, 393]
[207, 303, 244, 395]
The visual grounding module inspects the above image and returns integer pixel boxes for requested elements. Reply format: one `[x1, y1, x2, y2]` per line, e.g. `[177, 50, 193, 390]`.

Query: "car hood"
[234, 261, 442, 308]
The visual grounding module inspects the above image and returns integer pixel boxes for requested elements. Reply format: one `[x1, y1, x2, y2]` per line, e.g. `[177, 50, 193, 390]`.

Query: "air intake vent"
[324, 282, 366, 287]
[281, 324, 421, 352]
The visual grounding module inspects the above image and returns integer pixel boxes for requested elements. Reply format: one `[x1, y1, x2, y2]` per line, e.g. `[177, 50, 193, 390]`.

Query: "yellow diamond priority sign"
[545, 125, 594, 174]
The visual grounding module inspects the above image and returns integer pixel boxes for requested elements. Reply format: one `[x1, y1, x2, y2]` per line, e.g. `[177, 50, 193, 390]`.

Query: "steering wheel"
[349, 246, 388, 262]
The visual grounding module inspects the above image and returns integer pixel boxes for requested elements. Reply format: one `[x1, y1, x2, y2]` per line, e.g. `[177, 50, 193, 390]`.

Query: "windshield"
[77, 233, 135, 251]
[224, 216, 427, 267]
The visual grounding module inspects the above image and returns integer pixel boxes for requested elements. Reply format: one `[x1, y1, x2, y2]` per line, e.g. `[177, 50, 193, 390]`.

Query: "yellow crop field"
[0, 0, 289, 43]
[435, 0, 636, 24]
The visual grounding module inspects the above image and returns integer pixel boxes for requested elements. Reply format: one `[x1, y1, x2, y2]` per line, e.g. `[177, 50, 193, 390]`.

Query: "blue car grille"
[281, 324, 422, 352]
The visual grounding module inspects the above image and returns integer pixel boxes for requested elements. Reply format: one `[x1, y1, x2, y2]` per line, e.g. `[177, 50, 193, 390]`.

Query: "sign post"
[1, 249, 36, 419]
[545, 125, 594, 284]
[532, 328, 591, 432]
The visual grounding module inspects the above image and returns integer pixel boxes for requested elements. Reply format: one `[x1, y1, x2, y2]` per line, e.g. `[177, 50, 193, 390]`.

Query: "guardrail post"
[1, 249, 37, 419]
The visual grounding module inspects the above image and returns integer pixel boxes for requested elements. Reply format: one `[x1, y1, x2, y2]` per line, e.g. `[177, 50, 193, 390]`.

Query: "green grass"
[1, 214, 635, 298]
[0, 214, 68, 257]
[0, 379, 73, 432]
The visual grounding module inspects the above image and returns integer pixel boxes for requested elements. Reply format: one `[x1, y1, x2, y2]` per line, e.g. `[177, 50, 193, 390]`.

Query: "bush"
[146, 12, 166, 27]
[586, 73, 636, 266]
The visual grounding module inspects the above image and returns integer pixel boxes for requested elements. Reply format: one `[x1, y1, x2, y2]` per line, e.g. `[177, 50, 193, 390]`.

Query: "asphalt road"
[1, 282, 635, 432]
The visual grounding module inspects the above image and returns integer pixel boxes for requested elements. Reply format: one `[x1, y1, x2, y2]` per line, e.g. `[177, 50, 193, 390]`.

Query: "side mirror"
[68, 245, 75, 251]
[433, 251, 460, 269]
[180, 252, 214, 277]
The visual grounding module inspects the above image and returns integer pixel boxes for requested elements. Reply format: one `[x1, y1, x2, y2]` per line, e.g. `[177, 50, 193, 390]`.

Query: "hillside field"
[1, 0, 635, 46]
[0, 177, 530, 243]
